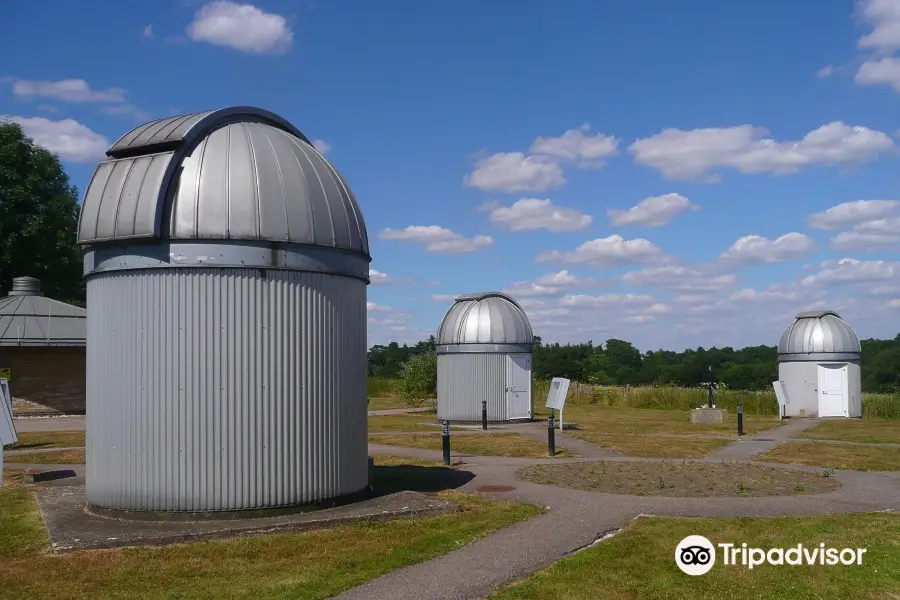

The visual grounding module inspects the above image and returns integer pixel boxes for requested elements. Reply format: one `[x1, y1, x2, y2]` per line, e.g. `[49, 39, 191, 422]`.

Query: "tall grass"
[533, 380, 900, 419]
[368, 377, 402, 398]
[371, 377, 900, 420]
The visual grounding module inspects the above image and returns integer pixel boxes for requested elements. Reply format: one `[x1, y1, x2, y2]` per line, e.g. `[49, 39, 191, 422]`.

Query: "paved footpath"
[343, 417, 900, 600]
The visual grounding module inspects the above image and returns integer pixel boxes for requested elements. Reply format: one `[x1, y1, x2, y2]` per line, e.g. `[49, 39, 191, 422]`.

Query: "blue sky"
[2, 0, 900, 351]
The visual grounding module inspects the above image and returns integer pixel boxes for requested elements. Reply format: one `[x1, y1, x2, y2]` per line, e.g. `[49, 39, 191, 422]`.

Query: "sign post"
[0, 378, 19, 487]
[545, 377, 570, 432]
[772, 380, 790, 420]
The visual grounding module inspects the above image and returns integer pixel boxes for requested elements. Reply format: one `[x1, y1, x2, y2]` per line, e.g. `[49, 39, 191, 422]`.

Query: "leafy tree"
[0, 121, 84, 304]
[399, 351, 437, 407]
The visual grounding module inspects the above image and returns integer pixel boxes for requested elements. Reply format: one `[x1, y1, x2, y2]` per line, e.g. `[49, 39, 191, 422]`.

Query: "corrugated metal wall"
[437, 353, 508, 422]
[0, 347, 86, 414]
[85, 268, 368, 512]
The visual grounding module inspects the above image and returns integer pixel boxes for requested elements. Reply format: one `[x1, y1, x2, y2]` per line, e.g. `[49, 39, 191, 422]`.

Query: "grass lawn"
[517, 461, 840, 497]
[758, 442, 900, 471]
[490, 513, 900, 599]
[4, 448, 86, 464]
[368, 397, 434, 411]
[567, 431, 731, 458]
[798, 420, 900, 445]
[3, 430, 85, 451]
[538, 405, 781, 437]
[0, 472, 541, 600]
[370, 432, 574, 458]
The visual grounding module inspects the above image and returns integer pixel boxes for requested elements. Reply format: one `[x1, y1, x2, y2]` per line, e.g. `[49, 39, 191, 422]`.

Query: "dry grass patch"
[367, 413, 470, 433]
[491, 513, 900, 599]
[798, 420, 900, 445]
[0, 476, 540, 600]
[5, 448, 85, 464]
[3, 430, 85, 451]
[517, 461, 840, 497]
[758, 441, 900, 471]
[370, 432, 574, 458]
[368, 397, 433, 411]
[568, 431, 730, 458]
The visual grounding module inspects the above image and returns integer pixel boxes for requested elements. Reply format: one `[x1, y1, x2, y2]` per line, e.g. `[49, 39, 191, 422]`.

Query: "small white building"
[436, 292, 534, 423]
[777, 311, 862, 418]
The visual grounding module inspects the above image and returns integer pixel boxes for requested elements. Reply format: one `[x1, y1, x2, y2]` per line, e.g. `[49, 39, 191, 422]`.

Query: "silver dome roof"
[777, 310, 861, 362]
[436, 292, 533, 353]
[77, 106, 368, 258]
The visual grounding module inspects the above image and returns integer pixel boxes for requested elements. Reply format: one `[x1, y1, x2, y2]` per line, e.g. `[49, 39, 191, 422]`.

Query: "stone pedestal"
[691, 408, 728, 424]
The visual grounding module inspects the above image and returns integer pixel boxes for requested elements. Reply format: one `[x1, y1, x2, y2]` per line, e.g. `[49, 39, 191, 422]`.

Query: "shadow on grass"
[373, 465, 475, 496]
[5, 441, 55, 451]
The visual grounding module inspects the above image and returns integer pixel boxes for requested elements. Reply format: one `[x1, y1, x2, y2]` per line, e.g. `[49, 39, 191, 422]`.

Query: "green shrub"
[399, 352, 437, 408]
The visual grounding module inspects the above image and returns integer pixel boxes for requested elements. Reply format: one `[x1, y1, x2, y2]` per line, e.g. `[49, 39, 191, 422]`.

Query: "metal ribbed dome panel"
[437, 292, 533, 347]
[777, 310, 861, 361]
[77, 106, 369, 257]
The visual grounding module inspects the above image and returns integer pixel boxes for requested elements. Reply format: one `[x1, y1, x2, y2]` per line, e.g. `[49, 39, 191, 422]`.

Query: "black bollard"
[548, 413, 556, 457]
[482, 399, 488, 430]
[737, 403, 744, 437]
[442, 420, 451, 465]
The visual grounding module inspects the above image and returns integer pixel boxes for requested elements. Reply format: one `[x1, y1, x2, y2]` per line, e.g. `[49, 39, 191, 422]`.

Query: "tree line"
[369, 335, 900, 393]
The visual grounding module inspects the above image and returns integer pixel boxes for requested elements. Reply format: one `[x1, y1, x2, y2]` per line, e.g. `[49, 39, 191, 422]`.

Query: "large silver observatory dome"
[78, 106, 371, 514]
[436, 292, 534, 352]
[78, 106, 369, 270]
[777, 310, 861, 362]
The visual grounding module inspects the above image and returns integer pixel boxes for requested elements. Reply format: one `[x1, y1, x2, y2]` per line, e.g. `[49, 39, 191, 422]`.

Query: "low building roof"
[0, 277, 86, 347]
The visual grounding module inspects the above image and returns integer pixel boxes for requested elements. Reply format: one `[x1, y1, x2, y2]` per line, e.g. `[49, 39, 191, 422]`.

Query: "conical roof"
[0, 277, 86, 346]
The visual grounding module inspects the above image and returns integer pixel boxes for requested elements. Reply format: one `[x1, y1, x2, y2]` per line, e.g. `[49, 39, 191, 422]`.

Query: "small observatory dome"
[777, 310, 862, 419]
[436, 292, 534, 423]
[78, 107, 371, 514]
[436, 292, 534, 347]
[777, 311, 861, 361]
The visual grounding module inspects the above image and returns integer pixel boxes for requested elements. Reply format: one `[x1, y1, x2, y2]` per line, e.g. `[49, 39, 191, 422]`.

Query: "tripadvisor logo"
[675, 535, 867, 575]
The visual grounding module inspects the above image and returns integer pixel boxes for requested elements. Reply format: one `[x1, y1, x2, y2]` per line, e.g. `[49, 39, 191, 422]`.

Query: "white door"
[507, 354, 531, 420]
[817, 364, 847, 417]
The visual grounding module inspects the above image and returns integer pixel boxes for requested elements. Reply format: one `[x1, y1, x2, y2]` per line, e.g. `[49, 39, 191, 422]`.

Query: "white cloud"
[463, 152, 565, 193]
[380, 226, 493, 254]
[855, 56, 900, 91]
[369, 269, 392, 285]
[817, 65, 836, 78]
[312, 139, 331, 154]
[1, 115, 109, 162]
[622, 265, 738, 292]
[8, 78, 127, 103]
[366, 302, 392, 312]
[487, 198, 592, 232]
[801, 258, 900, 286]
[886, 299, 900, 309]
[607, 193, 699, 227]
[429, 294, 458, 302]
[186, 1, 293, 55]
[37, 105, 58, 113]
[629, 122, 893, 181]
[529, 124, 619, 167]
[857, 0, 900, 53]
[807, 199, 900, 229]
[560, 293, 655, 308]
[729, 284, 804, 303]
[502, 282, 561, 297]
[142, 25, 155, 39]
[536, 235, 668, 268]
[719, 233, 815, 264]
[533, 270, 600, 288]
[476, 200, 500, 212]
[831, 215, 900, 251]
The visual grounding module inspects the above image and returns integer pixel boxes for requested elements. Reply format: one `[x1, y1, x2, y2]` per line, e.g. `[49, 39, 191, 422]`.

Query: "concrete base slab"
[691, 408, 728, 424]
[35, 485, 457, 553]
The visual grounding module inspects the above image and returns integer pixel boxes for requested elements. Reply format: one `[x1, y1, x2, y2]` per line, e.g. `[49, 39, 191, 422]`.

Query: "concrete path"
[707, 417, 821, 461]
[341, 417, 900, 600]
[11, 416, 85, 432]
[4, 446, 84, 456]
[368, 407, 434, 417]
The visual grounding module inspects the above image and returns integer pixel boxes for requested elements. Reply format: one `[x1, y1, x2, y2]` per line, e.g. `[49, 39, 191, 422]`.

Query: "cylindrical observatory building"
[436, 292, 534, 423]
[77, 106, 371, 514]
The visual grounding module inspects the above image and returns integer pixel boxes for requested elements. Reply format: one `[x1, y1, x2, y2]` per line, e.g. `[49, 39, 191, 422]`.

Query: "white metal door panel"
[507, 354, 531, 420]
[817, 364, 847, 417]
